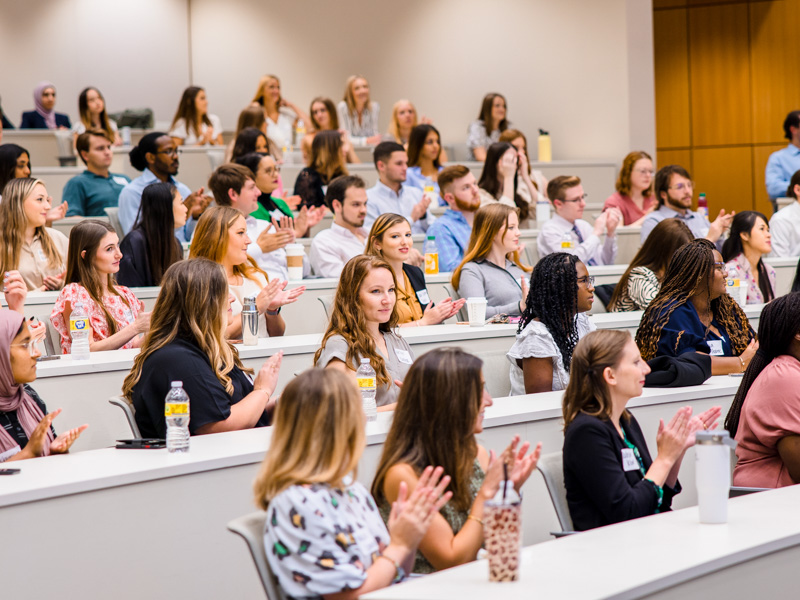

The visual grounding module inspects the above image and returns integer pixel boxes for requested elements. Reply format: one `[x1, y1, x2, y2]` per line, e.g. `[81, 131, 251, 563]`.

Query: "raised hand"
[387, 466, 453, 551]
[50, 423, 88, 454]
[4, 270, 27, 313]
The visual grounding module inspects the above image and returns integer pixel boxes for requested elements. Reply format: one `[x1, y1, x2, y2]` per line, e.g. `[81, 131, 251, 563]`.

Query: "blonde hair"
[189, 206, 268, 286]
[365, 213, 410, 258]
[251, 74, 281, 111]
[451, 204, 531, 289]
[343, 75, 371, 114]
[388, 99, 417, 144]
[0, 178, 65, 276]
[253, 368, 365, 508]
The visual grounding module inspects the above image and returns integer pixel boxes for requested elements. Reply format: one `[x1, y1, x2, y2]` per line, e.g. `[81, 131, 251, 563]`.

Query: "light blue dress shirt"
[118, 168, 196, 243]
[405, 166, 445, 206]
[424, 209, 472, 272]
[765, 144, 800, 199]
[365, 180, 434, 234]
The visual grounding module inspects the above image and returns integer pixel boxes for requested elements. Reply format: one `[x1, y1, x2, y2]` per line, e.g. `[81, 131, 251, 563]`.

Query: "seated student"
[726, 294, 800, 487]
[387, 99, 419, 147]
[302, 97, 360, 165]
[118, 132, 207, 240]
[640, 165, 733, 247]
[563, 329, 721, 531]
[72, 87, 121, 147]
[765, 111, 800, 212]
[603, 151, 657, 226]
[337, 75, 382, 146]
[477, 142, 537, 225]
[254, 368, 450, 599]
[251, 74, 310, 151]
[310, 175, 369, 278]
[507, 253, 596, 395]
[769, 169, 800, 257]
[230, 126, 269, 161]
[405, 124, 444, 198]
[0, 310, 87, 463]
[190, 206, 304, 338]
[20, 82, 70, 129]
[365, 141, 434, 234]
[636, 239, 758, 374]
[124, 258, 283, 437]
[538, 175, 620, 265]
[366, 213, 464, 326]
[294, 130, 349, 209]
[226, 105, 280, 162]
[452, 204, 531, 318]
[372, 348, 542, 574]
[608, 219, 694, 312]
[424, 165, 480, 273]
[0, 144, 32, 196]
[722, 211, 775, 305]
[63, 130, 130, 217]
[169, 86, 223, 147]
[467, 93, 509, 161]
[117, 182, 186, 288]
[0, 178, 68, 291]
[51, 220, 149, 353]
[314, 255, 413, 408]
[498, 129, 548, 202]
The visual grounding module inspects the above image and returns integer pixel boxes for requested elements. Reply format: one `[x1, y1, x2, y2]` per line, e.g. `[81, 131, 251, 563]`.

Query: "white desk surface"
[365, 484, 800, 600]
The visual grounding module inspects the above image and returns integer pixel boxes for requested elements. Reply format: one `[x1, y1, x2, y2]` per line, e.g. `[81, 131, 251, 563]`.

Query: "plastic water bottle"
[295, 119, 306, 147]
[69, 301, 90, 361]
[356, 358, 377, 423]
[165, 381, 190, 453]
[697, 192, 708, 218]
[560, 231, 574, 249]
[424, 236, 439, 275]
[423, 181, 437, 206]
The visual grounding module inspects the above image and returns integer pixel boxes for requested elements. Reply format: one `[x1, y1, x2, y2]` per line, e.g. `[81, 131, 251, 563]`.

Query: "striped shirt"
[611, 266, 660, 312]
[336, 100, 380, 143]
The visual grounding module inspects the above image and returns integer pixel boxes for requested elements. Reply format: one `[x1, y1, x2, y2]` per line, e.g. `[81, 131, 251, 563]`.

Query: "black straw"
[502, 463, 508, 502]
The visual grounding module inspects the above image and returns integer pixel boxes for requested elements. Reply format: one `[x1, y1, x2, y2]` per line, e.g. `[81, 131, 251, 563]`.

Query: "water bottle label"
[357, 377, 376, 389]
[561, 240, 574, 249]
[165, 402, 189, 416]
[424, 253, 439, 274]
[69, 318, 88, 332]
[727, 279, 740, 287]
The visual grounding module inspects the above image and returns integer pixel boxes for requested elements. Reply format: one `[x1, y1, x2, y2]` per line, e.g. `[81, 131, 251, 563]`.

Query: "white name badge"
[270, 209, 285, 222]
[395, 349, 413, 365]
[621, 448, 638, 472]
[707, 340, 724, 356]
[416, 289, 431, 305]
[0, 445, 21, 463]
[37, 249, 47, 262]
[112, 176, 129, 186]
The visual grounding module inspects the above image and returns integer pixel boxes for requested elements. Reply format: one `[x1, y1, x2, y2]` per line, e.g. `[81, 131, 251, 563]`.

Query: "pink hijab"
[33, 81, 57, 130]
[0, 310, 52, 455]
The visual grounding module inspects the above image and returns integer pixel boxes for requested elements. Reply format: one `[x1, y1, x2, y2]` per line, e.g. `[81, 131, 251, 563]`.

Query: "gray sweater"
[456, 259, 526, 318]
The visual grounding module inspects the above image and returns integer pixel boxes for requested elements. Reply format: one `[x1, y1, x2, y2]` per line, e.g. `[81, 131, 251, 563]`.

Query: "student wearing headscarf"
[0, 310, 86, 462]
[20, 82, 71, 130]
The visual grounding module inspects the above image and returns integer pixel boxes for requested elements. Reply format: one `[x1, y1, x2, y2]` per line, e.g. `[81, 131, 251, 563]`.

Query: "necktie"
[572, 224, 597, 266]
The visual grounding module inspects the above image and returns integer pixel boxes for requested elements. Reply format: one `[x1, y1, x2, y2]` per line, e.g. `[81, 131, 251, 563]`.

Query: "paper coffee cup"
[466, 297, 487, 327]
[285, 243, 304, 281]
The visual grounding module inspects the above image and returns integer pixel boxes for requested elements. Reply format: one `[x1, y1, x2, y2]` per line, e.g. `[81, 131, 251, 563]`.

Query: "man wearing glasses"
[640, 165, 732, 248]
[537, 175, 621, 266]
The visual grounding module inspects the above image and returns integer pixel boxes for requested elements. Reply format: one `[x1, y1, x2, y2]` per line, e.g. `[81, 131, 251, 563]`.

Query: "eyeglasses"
[577, 275, 595, 287]
[156, 148, 179, 157]
[713, 262, 726, 273]
[562, 193, 588, 204]
[11, 339, 38, 356]
[634, 169, 655, 176]
[264, 166, 281, 175]
[669, 182, 693, 192]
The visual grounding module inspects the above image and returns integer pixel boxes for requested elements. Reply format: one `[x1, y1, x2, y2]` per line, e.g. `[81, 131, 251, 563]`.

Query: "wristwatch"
[265, 307, 281, 316]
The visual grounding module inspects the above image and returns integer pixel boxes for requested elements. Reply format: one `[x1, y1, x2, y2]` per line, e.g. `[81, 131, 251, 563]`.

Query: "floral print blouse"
[724, 253, 777, 305]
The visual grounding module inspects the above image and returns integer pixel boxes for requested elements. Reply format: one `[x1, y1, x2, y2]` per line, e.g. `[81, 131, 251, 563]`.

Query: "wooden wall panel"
[654, 9, 691, 148]
[656, 149, 694, 173]
[753, 143, 790, 212]
[692, 147, 754, 216]
[688, 4, 752, 146]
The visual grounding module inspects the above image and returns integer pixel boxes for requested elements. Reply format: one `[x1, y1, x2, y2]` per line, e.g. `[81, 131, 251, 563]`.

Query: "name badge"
[395, 349, 413, 365]
[37, 249, 47, 262]
[270, 209, 285, 222]
[707, 340, 724, 356]
[0, 445, 21, 463]
[621, 448, 638, 472]
[416, 289, 431, 305]
[112, 176, 129, 186]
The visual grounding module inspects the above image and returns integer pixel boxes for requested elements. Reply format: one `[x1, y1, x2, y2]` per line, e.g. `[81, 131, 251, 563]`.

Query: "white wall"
[1, 0, 655, 161]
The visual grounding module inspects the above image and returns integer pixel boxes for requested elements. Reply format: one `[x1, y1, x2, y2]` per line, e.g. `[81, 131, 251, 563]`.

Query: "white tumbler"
[695, 430, 737, 524]
[466, 297, 488, 327]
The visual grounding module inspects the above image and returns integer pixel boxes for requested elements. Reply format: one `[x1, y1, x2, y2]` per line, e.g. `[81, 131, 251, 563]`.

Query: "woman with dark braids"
[507, 253, 595, 395]
[726, 293, 800, 488]
[635, 239, 757, 375]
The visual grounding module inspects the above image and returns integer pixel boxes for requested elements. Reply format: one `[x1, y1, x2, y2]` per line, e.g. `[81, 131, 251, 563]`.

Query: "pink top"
[603, 191, 655, 225]
[733, 354, 800, 488]
[50, 283, 144, 353]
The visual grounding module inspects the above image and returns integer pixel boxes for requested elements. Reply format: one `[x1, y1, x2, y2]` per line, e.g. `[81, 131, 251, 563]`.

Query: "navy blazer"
[402, 263, 432, 311]
[20, 111, 71, 129]
[563, 411, 681, 531]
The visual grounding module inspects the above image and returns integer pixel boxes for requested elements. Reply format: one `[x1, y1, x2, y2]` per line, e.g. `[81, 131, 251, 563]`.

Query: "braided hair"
[725, 293, 800, 436]
[518, 252, 580, 372]
[636, 238, 753, 361]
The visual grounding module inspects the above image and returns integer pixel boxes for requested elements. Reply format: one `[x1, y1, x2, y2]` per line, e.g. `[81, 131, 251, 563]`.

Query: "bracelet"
[265, 307, 281, 316]
[467, 514, 484, 526]
[738, 355, 745, 372]
[375, 554, 405, 583]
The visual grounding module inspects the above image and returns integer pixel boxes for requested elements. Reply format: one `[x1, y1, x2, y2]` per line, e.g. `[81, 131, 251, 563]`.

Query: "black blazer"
[563, 411, 681, 531]
[20, 111, 71, 129]
[117, 228, 154, 288]
[402, 263, 432, 312]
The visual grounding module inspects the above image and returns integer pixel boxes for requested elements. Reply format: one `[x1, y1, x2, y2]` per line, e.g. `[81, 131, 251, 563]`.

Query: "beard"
[454, 194, 480, 212]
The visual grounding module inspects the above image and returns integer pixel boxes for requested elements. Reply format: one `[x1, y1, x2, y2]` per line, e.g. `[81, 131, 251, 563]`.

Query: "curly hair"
[615, 151, 654, 198]
[635, 238, 753, 361]
[518, 252, 581, 372]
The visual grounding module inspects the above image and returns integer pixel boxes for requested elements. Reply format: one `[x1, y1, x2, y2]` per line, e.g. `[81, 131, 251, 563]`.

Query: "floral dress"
[50, 283, 143, 353]
[264, 481, 391, 599]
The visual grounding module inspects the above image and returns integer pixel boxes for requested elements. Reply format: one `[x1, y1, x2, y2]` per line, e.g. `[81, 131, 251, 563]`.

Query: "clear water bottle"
[356, 358, 377, 423]
[165, 381, 190, 453]
[295, 119, 306, 147]
[69, 301, 90, 360]
[424, 236, 439, 275]
[560, 231, 574, 249]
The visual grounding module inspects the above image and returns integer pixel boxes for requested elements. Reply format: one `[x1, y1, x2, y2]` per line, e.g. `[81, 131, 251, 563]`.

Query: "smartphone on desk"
[116, 439, 167, 449]
[0, 468, 21, 475]
[37, 356, 61, 362]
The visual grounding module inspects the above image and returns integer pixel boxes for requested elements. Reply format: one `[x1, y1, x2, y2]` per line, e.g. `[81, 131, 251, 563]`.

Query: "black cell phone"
[115, 439, 166, 449]
[0, 468, 21, 475]
[37, 355, 61, 362]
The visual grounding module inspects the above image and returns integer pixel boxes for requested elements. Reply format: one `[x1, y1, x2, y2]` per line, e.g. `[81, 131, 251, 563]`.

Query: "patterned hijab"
[33, 81, 57, 129]
[0, 310, 51, 455]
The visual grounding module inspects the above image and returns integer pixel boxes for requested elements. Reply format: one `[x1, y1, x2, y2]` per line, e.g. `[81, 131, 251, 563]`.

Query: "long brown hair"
[310, 130, 348, 183]
[616, 151, 654, 198]
[253, 368, 365, 508]
[65, 219, 132, 334]
[607, 219, 693, 311]
[78, 87, 115, 142]
[122, 258, 251, 399]
[365, 213, 410, 258]
[170, 86, 212, 140]
[314, 255, 399, 386]
[562, 329, 632, 429]
[309, 97, 339, 131]
[0, 178, 64, 276]
[189, 206, 268, 286]
[451, 204, 531, 290]
[477, 93, 508, 133]
[372, 348, 483, 512]
[499, 129, 536, 190]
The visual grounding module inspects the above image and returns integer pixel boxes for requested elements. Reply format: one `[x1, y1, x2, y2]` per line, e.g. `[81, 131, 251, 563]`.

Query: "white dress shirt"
[245, 216, 309, 281]
[769, 200, 800, 257]
[537, 214, 617, 265]
[365, 180, 434, 234]
[309, 222, 367, 278]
